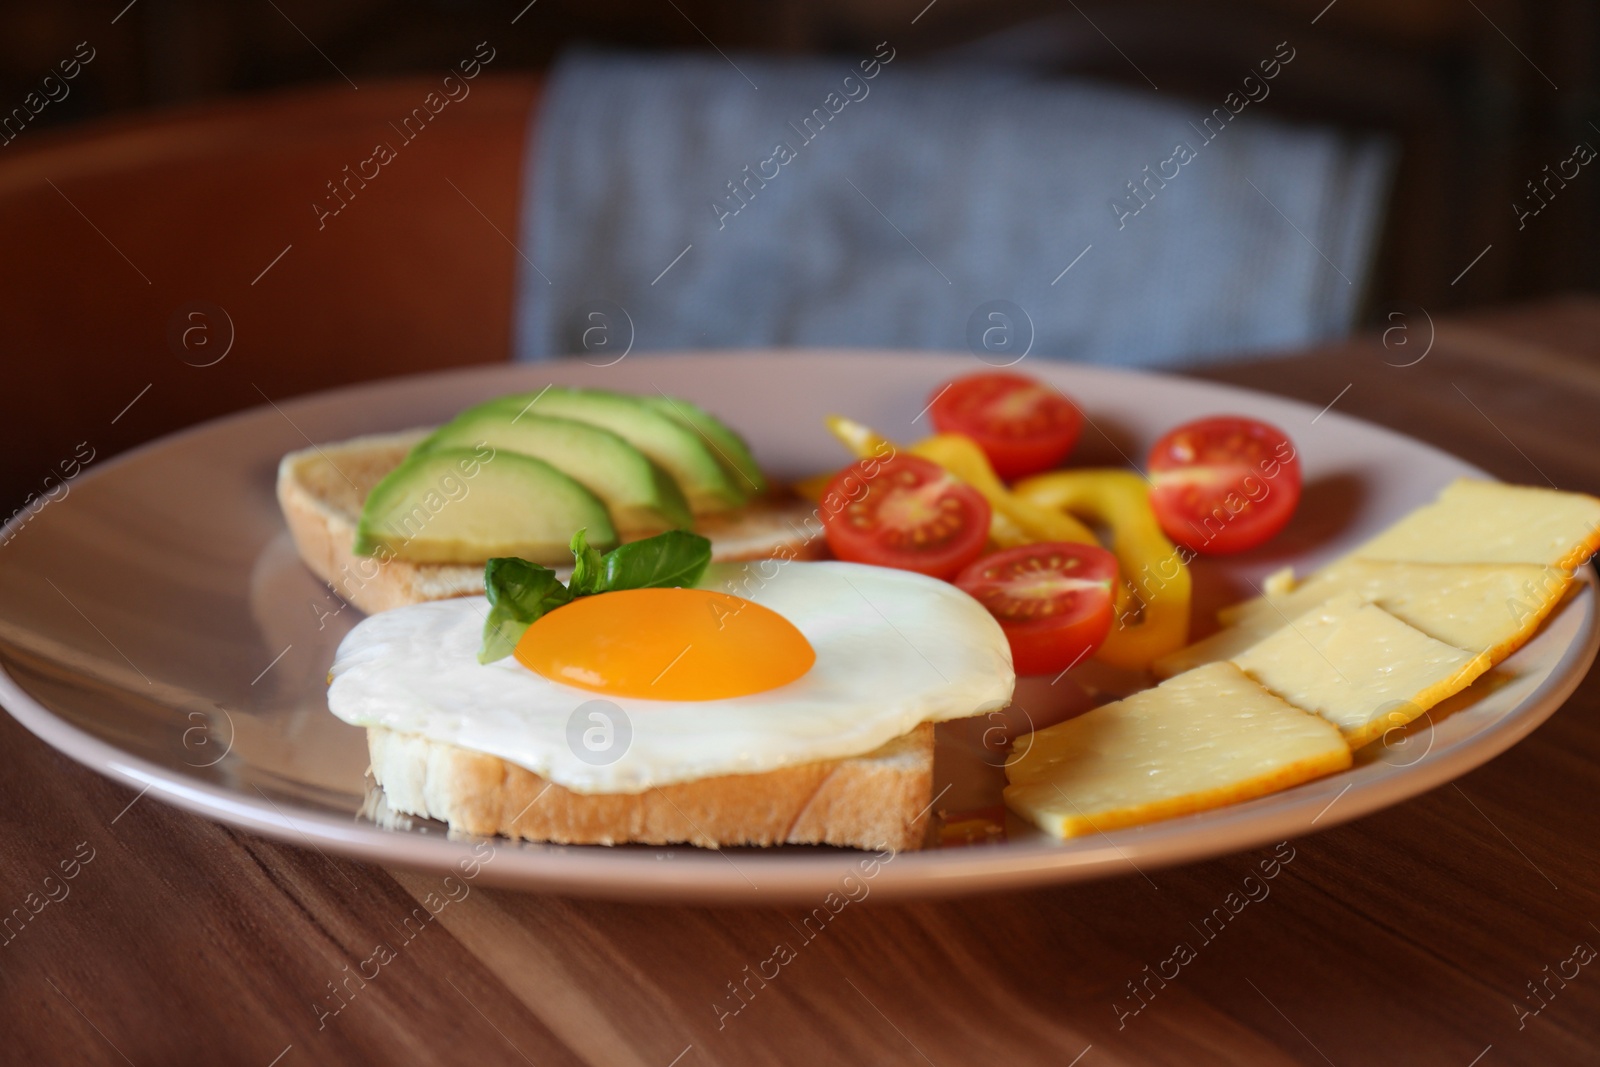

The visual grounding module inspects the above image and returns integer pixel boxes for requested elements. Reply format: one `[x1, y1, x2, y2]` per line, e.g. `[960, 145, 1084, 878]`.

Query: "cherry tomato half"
[821, 453, 991, 579]
[954, 542, 1118, 675]
[928, 372, 1084, 480]
[1146, 416, 1302, 555]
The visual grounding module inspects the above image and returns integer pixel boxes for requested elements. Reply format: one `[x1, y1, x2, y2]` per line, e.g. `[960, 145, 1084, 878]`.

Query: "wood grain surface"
[4, 300, 1600, 1066]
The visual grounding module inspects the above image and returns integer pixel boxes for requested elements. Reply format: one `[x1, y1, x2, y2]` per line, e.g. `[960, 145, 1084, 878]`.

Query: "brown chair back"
[1, 76, 537, 515]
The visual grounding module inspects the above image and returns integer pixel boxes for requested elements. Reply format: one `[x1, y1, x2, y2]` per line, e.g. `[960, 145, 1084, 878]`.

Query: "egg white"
[327, 560, 1015, 793]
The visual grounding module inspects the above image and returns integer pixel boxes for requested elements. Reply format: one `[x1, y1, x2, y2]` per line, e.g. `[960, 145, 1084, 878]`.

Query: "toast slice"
[277, 430, 829, 614]
[368, 722, 936, 851]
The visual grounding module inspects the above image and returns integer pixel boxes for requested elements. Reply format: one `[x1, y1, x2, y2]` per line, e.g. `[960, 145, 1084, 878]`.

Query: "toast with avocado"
[277, 388, 826, 615]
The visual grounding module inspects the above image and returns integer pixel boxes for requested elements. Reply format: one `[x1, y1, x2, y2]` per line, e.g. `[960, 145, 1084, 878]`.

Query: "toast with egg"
[368, 722, 937, 850]
[278, 431, 828, 614]
[329, 559, 1015, 852]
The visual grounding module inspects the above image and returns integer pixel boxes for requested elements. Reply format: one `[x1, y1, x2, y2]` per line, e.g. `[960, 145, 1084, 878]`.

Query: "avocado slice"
[354, 447, 615, 565]
[472, 388, 744, 514]
[416, 413, 692, 533]
[640, 394, 767, 495]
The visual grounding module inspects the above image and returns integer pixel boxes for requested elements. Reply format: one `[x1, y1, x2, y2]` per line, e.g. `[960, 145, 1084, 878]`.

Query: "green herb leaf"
[479, 557, 573, 664]
[599, 530, 713, 592]
[567, 528, 606, 597]
[476, 531, 711, 665]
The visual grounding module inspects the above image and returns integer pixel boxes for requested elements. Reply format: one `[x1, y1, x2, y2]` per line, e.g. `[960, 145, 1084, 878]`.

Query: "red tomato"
[928, 372, 1084, 480]
[1146, 416, 1302, 555]
[954, 542, 1118, 675]
[821, 453, 991, 579]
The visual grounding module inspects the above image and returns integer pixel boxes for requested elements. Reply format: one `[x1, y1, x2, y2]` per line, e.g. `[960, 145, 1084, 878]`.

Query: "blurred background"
[6, 0, 1594, 303]
[1, 0, 1596, 515]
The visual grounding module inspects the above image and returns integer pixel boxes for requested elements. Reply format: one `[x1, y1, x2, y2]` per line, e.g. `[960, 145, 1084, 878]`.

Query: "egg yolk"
[514, 588, 815, 700]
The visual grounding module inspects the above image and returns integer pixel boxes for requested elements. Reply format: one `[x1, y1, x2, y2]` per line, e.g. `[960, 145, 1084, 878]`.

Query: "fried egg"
[327, 560, 1015, 793]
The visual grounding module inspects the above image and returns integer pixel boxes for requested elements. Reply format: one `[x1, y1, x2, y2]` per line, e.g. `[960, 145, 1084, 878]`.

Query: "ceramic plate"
[1, 353, 1593, 903]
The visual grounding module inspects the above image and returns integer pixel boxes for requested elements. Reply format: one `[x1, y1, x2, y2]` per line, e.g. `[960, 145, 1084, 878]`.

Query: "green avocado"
[353, 447, 615, 565]
[416, 412, 692, 533]
[640, 393, 767, 496]
[470, 388, 745, 514]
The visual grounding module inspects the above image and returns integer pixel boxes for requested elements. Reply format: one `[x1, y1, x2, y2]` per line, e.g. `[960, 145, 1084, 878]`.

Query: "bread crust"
[367, 723, 936, 851]
[276, 431, 829, 614]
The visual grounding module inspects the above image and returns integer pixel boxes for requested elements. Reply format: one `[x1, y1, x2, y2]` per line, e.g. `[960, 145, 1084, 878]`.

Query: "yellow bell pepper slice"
[909, 434, 1098, 547]
[822, 417, 1096, 548]
[824, 414, 893, 459]
[1012, 470, 1191, 671]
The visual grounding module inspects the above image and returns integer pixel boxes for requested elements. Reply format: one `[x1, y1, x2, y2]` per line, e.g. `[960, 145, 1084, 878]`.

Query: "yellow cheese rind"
[1004, 662, 1351, 839]
[1349, 478, 1600, 570]
[1232, 593, 1491, 748]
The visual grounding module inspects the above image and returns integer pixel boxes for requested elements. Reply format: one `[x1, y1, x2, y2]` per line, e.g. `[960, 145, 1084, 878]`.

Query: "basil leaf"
[567, 528, 605, 597]
[476, 531, 709, 665]
[599, 530, 713, 592]
[479, 557, 572, 664]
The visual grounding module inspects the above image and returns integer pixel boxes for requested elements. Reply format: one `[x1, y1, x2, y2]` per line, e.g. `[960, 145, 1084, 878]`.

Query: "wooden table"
[5, 298, 1599, 1066]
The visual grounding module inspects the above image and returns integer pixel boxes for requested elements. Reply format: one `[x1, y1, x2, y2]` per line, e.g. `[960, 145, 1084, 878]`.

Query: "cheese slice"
[1261, 566, 1297, 597]
[1232, 593, 1490, 748]
[1152, 611, 1286, 679]
[1349, 478, 1600, 569]
[1004, 661, 1351, 839]
[1156, 559, 1571, 679]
